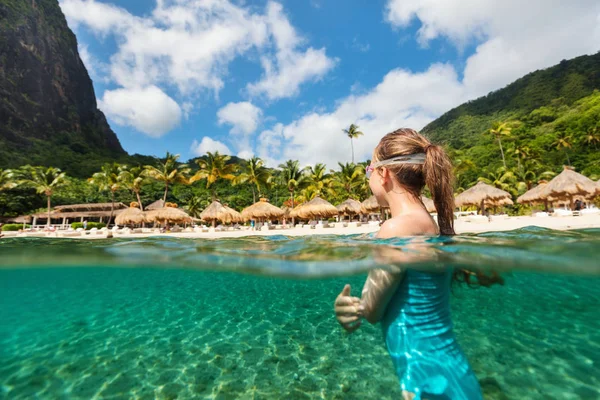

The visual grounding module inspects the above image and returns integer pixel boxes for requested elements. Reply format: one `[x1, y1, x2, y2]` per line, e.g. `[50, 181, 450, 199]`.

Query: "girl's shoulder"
[380, 213, 437, 238]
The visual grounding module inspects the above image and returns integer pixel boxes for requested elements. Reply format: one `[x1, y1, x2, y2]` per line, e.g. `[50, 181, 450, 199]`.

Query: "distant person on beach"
[334, 128, 502, 400]
[83, 220, 88, 230]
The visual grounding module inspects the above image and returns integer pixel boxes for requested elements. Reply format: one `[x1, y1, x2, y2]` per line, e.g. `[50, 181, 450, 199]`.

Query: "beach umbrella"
[361, 195, 382, 214]
[222, 205, 243, 224]
[455, 181, 512, 212]
[421, 196, 436, 213]
[241, 198, 284, 222]
[199, 201, 233, 227]
[517, 181, 549, 205]
[145, 199, 165, 210]
[115, 206, 145, 225]
[538, 166, 599, 209]
[290, 196, 338, 220]
[336, 198, 362, 216]
[146, 207, 192, 224]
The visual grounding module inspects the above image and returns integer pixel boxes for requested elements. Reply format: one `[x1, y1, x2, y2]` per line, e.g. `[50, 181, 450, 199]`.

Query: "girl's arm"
[360, 218, 415, 324]
[360, 268, 403, 324]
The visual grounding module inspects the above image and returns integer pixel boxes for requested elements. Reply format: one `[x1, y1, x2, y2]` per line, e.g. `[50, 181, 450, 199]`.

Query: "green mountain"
[0, 0, 145, 177]
[422, 52, 600, 189]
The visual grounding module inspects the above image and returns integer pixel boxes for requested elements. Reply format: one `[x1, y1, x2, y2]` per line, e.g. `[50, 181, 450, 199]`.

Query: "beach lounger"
[553, 209, 573, 217]
[347, 221, 361, 228]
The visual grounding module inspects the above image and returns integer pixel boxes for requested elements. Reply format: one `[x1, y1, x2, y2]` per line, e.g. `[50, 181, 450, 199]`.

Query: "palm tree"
[305, 163, 332, 197]
[451, 150, 476, 189]
[145, 152, 190, 203]
[119, 166, 149, 210]
[487, 122, 512, 169]
[190, 151, 237, 200]
[184, 196, 205, 219]
[582, 126, 600, 150]
[296, 186, 319, 204]
[234, 157, 272, 203]
[511, 143, 531, 171]
[0, 169, 16, 191]
[14, 166, 68, 227]
[342, 124, 364, 164]
[332, 162, 362, 199]
[278, 160, 306, 209]
[478, 167, 517, 196]
[552, 131, 573, 165]
[88, 163, 124, 226]
[514, 165, 555, 192]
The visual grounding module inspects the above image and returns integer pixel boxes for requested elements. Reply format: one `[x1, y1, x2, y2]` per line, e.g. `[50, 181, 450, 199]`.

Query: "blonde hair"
[373, 128, 455, 235]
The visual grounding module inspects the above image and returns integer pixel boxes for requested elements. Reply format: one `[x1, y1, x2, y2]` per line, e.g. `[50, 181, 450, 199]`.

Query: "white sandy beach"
[4, 214, 600, 239]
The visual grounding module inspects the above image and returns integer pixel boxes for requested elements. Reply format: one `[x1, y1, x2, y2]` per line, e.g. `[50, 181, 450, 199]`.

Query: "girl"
[334, 128, 499, 400]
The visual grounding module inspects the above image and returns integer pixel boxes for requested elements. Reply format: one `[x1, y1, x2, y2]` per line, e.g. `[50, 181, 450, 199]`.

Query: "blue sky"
[60, 0, 600, 167]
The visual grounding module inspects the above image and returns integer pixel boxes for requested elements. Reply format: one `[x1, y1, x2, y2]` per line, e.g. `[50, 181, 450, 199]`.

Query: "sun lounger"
[347, 221, 361, 228]
[553, 209, 573, 217]
[581, 208, 600, 215]
[465, 215, 489, 223]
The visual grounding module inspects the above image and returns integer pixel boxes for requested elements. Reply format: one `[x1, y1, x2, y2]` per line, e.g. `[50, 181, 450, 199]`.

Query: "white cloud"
[60, 0, 336, 125]
[217, 102, 262, 135]
[190, 137, 231, 156]
[237, 150, 254, 160]
[255, 64, 465, 167]
[246, 2, 337, 100]
[385, 0, 600, 95]
[98, 86, 182, 137]
[255, 0, 600, 168]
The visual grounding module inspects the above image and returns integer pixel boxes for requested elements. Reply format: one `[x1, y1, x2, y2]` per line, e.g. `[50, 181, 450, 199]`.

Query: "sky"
[59, 0, 600, 168]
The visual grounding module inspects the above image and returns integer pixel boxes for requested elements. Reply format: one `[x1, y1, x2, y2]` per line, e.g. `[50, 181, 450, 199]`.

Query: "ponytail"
[423, 145, 455, 236]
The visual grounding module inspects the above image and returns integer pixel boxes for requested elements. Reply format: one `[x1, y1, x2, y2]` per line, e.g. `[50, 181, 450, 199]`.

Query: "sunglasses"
[365, 153, 427, 180]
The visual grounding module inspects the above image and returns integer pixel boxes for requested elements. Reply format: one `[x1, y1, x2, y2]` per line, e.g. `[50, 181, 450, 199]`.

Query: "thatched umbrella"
[421, 196, 436, 213]
[115, 206, 145, 225]
[222, 205, 243, 224]
[455, 181, 512, 213]
[241, 198, 284, 222]
[290, 196, 338, 220]
[538, 166, 599, 209]
[336, 198, 362, 220]
[200, 201, 226, 227]
[517, 181, 550, 211]
[361, 195, 381, 214]
[146, 207, 192, 224]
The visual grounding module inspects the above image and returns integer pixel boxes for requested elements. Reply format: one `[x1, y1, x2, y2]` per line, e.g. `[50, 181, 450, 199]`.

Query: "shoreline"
[3, 215, 600, 240]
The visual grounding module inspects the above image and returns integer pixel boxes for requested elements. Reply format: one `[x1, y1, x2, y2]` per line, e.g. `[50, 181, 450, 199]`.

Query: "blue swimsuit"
[381, 268, 483, 399]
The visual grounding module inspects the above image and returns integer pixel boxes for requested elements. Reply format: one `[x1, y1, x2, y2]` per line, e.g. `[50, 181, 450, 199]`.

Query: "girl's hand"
[334, 284, 363, 333]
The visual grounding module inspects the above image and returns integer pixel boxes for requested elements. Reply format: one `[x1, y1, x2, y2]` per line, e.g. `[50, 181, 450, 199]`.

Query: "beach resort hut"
[222, 205, 243, 224]
[31, 202, 128, 227]
[361, 195, 381, 214]
[241, 198, 284, 223]
[145, 200, 165, 210]
[336, 198, 362, 221]
[454, 181, 512, 214]
[199, 201, 235, 227]
[115, 206, 145, 226]
[146, 206, 192, 225]
[421, 196, 436, 213]
[290, 196, 338, 221]
[538, 167, 599, 209]
[517, 181, 550, 211]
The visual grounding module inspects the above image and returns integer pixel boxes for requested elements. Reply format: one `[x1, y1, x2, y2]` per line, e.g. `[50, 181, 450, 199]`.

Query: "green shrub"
[70, 222, 106, 230]
[2, 224, 31, 231]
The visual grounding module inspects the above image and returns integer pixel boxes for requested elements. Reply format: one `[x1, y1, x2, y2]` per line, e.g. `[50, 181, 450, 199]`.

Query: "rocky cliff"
[0, 0, 125, 175]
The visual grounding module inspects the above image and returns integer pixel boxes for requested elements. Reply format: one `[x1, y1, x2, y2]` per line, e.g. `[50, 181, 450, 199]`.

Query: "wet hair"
[373, 128, 503, 287]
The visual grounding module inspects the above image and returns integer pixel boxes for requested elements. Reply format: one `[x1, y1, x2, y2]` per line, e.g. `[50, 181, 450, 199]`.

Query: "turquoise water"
[1, 228, 599, 399]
